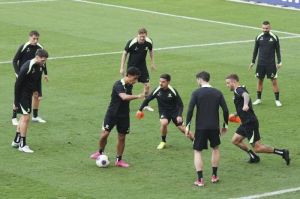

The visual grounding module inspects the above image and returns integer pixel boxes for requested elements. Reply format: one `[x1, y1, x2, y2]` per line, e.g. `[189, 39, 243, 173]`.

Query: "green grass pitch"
[0, 0, 300, 198]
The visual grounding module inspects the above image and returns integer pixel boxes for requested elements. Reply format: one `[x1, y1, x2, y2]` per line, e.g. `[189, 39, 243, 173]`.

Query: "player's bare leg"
[143, 83, 154, 111]
[194, 150, 204, 186]
[177, 125, 194, 141]
[253, 79, 264, 105]
[115, 133, 129, 167]
[271, 79, 282, 106]
[157, 119, 168, 149]
[18, 114, 33, 153]
[32, 92, 46, 123]
[232, 133, 260, 163]
[253, 140, 290, 165]
[90, 130, 109, 159]
[211, 146, 220, 183]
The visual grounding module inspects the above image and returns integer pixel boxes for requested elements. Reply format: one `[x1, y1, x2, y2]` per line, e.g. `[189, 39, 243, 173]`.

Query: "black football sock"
[12, 110, 17, 119]
[161, 135, 166, 142]
[273, 148, 284, 156]
[274, 92, 280, 101]
[248, 149, 258, 159]
[116, 155, 122, 161]
[212, 167, 218, 176]
[14, 132, 21, 143]
[20, 137, 26, 147]
[33, 109, 38, 118]
[99, 149, 104, 155]
[257, 91, 262, 99]
[197, 171, 203, 180]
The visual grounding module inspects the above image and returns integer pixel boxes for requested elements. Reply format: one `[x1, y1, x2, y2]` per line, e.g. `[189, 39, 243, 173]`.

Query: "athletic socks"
[161, 136, 166, 142]
[33, 109, 38, 118]
[248, 149, 258, 159]
[212, 167, 218, 177]
[274, 92, 280, 101]
[273, 148, 284, 156]
[257, 91, 262, 99]
[197, 171, 203, 181]
[14, 132, 21, 143]
[116, 155, 122, 161]
[12, 110, 17, 119]
[20, 137, 26, 147]
[99, 149, 104, 155]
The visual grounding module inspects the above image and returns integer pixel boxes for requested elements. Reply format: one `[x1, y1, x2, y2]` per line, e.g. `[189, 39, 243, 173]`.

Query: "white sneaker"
[12, 118, 19, 126]
[143, 106, 154, 112]
[32, 116, 46, 123]
[18, 145, 34, 153]
[11, 141, 19, 148]
[252, 99, 262, 105]
[275, 100, 282, 107]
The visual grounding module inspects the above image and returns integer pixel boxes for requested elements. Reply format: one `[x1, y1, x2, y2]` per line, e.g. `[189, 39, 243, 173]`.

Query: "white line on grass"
[72, 0, 300, 36]
[227, 0, 300, 12]
[1, 35, 299, 64]
[232, 186, 300, 199]
[0, 0, 56, 4]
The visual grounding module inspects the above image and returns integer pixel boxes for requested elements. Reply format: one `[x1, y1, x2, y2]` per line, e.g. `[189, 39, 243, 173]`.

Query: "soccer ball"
[96, 154, 110, 168]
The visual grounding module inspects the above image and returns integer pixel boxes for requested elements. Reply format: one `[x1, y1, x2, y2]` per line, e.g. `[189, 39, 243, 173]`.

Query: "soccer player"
[249, 21, 282, 107]
[137, 74, 194, 150]
[90, 67, 144, 168]
[12, 30, 48, 126]
[11, 49, 49, 153]
[185, 71, 229, 187]
[225, 74, 290, 166]
[120, 28, 156, 112]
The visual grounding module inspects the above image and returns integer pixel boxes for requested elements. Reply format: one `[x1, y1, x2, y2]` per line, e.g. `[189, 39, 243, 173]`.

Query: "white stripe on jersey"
[168, 85, 177, 96]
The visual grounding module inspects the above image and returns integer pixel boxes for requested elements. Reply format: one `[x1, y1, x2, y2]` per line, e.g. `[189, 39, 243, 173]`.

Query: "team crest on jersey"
[134, 47, 138, 51]
[269, 38, 273, 42]
[168, 93, 172, 98]
[260, 37, 263, 40]
[26, 48, 30, 52]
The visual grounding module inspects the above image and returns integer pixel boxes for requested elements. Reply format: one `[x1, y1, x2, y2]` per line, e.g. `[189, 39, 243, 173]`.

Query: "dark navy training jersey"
[13, 42, 47, 75]
[186, 86, 229, 130]
[15, 59, 45, 105]
[233, 86, 257, 124]
[139, 85, 183, 116]
[125, 37, 153, 69]
[106, 79, 133, 117]
[251, 32, 281, 66]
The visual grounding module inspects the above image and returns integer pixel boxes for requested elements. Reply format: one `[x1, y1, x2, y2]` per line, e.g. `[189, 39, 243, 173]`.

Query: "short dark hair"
[138, 28, 147, 35]
[35, 49, 49, 58]
[196, 71, 210, 82]
[29, 30, 40, 37]
[160, 74, 171, 82]
[226, 74, 239, 81]
[262, 21, 270, 25]
[126, 67, 141, 77]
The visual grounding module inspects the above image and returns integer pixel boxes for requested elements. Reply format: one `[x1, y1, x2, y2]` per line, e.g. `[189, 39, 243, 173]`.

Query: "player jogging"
[225, 74, 290, 166]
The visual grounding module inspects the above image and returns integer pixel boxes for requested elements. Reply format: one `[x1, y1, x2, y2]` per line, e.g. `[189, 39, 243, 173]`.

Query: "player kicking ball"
[136, 74, 194, 150]
[225, 74, 290, 165]
[90, 67, 144, 168]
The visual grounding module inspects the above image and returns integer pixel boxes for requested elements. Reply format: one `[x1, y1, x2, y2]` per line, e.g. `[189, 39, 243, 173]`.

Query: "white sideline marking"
[72, 0, 300, 36]
[227, 0, 300, 12]
[232, 186, 300, 199]
[0, 0, 56, 4]
[1, 35, 299, 64]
